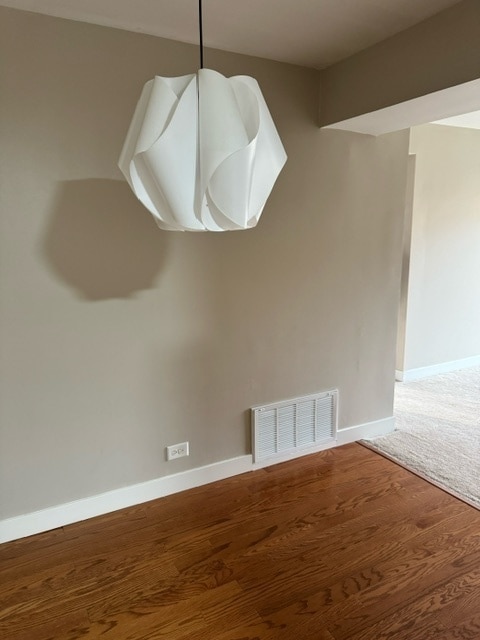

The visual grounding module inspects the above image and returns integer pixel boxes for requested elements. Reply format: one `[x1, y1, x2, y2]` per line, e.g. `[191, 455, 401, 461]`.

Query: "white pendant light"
[118, 1, 287, 232]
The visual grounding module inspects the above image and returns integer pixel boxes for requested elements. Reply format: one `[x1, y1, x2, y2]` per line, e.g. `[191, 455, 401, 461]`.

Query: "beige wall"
[0, 8, 409, 520]
[396, 153, 416, 373]
[398, 124, 480, 373]
[320, 0, 480, 126]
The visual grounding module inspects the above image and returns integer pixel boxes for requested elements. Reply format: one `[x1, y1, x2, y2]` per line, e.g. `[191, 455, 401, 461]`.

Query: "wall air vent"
[251, 390, 338, 463]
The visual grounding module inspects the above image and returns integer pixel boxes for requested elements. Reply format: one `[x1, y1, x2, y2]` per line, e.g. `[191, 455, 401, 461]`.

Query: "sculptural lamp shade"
[118, 5, 287, 231]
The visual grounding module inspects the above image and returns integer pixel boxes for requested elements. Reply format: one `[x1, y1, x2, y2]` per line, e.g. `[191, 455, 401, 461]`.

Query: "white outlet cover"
[166, 442, 189, 461]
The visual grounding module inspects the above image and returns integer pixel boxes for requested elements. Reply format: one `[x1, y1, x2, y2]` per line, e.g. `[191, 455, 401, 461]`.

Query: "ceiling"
[0, 0, 463, 70]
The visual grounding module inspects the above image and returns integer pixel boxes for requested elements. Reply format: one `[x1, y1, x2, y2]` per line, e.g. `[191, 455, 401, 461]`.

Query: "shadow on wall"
[42, 179, 168, 300]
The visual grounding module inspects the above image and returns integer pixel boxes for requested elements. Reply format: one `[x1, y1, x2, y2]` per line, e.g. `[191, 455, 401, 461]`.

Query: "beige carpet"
[363, 366, 480, 509]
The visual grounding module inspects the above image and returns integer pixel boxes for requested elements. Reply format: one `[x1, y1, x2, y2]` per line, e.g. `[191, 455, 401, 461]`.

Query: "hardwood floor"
[1, 443, 479, 639]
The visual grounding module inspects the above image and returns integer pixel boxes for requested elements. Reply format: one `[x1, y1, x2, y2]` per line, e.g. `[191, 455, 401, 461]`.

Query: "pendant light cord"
[199, 0, 204, 69]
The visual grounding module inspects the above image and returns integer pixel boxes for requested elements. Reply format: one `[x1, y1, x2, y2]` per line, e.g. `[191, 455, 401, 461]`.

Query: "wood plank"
[5, 610, 91, 640]
[346, 567, 480, 640]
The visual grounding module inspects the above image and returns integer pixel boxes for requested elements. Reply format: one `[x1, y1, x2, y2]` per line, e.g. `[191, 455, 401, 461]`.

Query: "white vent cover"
[252, 390, 338, 462]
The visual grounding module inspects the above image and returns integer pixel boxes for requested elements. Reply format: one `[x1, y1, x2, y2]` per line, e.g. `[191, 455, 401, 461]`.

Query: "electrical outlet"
[166, 441, 189, 461]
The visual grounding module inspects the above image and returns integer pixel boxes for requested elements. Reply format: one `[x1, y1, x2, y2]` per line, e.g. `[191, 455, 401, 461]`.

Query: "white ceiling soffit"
[433, 110, 480, 129]
[323, 80, 480, 136]
[0, 0, 463, 70]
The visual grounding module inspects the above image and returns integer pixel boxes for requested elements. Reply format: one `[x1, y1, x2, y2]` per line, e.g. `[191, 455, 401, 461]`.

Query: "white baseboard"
[252, 439, 337, 469]
[395, 355, 480, 382]
[0, 416, 394, 544]
[336, 416, 395, 444]
[0, 455, 252, 544]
